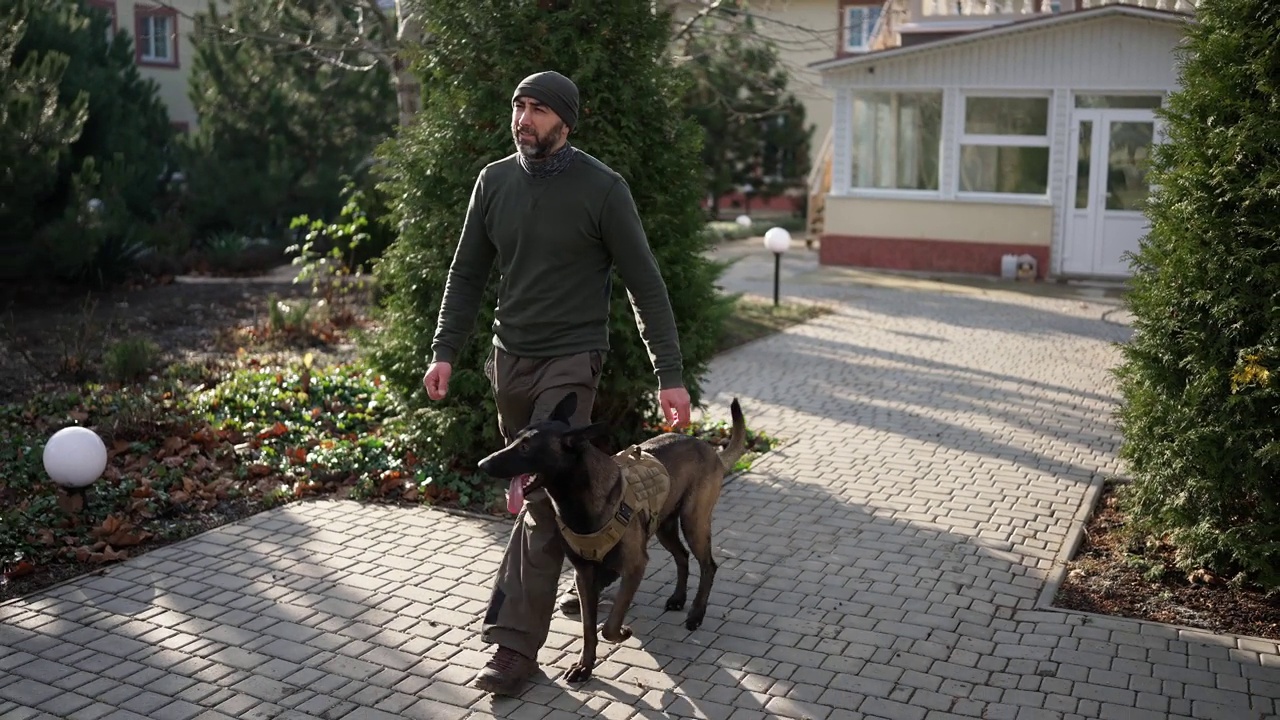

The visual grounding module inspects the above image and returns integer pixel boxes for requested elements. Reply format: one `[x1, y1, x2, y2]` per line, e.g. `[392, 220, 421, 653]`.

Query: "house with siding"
[85, 0, 224, 131]
[805, 0, 1197, 280]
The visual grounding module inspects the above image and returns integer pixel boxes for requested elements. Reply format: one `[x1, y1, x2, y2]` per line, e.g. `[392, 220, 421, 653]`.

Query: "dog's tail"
[717, 398, 748, 473]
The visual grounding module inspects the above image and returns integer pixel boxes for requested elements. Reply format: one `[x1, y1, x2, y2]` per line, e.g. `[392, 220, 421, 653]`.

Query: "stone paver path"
[3, 246, 1278, 720]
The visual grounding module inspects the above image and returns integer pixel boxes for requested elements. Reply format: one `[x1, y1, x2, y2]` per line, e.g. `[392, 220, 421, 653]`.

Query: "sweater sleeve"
[599, 178, 685, 389]
[431, 171, 496, 365]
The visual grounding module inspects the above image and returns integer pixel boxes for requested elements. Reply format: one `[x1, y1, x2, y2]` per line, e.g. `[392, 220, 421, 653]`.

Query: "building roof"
[809, 4, 1194, 74]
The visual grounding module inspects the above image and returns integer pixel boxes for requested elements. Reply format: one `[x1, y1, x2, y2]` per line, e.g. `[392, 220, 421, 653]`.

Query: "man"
[421, 70, 691, 696]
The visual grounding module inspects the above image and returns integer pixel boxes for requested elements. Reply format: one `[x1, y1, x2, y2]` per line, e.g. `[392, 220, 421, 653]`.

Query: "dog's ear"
[562, 422, 608, 452]
[550, 392, 578, 424]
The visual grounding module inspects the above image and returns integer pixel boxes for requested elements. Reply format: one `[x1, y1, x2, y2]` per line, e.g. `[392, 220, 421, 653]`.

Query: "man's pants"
[480, 345, 603, 660]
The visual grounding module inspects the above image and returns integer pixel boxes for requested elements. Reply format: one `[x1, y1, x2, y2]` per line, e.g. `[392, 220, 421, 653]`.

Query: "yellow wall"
[108, 0, 230, 129]
[740, 0, 839, 176]
[825, 195, 1053, 246]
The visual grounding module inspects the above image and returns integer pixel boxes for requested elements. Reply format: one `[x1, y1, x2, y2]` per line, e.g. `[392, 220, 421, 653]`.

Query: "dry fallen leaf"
[4, 561, 35, 578]
[162, 435, 185, 455]
[1187, 569, 1223, 586]
[91, 515, 150, 547]
[101, 546, 127, 562]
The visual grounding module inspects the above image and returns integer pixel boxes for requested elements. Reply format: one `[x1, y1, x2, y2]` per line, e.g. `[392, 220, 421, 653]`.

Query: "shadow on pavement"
[3, 460, 1278, 719]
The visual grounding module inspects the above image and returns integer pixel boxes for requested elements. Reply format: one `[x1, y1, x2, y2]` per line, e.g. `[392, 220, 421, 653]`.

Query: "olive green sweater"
[430, 150, 684, 389]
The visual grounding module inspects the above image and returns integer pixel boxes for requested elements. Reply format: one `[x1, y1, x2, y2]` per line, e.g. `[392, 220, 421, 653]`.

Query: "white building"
[806, 0, 1197, 280]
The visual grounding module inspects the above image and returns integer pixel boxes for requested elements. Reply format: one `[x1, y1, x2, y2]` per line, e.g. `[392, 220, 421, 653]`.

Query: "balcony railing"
[917, 0, 1196, 19]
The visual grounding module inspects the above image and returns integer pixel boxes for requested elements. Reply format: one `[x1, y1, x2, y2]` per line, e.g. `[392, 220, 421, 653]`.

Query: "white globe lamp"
[762, 227, 792, 306]
[735, 214, 752, 229]
[763, 226, 792, 254]
[44, 426, 107, 491]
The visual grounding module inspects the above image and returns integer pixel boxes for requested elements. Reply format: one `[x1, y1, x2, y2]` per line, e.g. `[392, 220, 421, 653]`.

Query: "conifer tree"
[680, 14, 811, 215]
[0, 4, 88, 277]
[181, 0, 397, 239]
[0, 0, 171, 281]
[1113, 0, 1280, 588]
[367, 0, 733, 472]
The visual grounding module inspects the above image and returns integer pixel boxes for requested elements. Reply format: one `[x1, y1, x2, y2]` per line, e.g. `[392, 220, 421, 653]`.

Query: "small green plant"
[266, 294, 312, 334]
[188, 358, 410, 484]
[102, 337, 161, 384]
[1121, 548, 1168, 584]
[671, 414, 779, 474]
[287, 182, 376, 324]
[203, 231, 248, 273]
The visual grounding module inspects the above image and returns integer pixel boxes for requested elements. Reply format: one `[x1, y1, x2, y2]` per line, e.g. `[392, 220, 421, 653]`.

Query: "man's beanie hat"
[513, 71, 579, 129]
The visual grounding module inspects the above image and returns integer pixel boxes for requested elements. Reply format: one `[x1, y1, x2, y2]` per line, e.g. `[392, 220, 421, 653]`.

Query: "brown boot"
[471, 646, 537, 696]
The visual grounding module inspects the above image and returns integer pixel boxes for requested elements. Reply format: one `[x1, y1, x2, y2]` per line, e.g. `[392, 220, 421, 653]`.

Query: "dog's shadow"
[530, 607, 773, 717]
[502, 556, 778, 716]
[492, 450, 1062, 720]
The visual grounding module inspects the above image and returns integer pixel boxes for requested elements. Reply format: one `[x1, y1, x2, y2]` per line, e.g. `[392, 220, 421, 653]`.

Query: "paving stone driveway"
[3, 247, 1278, 720]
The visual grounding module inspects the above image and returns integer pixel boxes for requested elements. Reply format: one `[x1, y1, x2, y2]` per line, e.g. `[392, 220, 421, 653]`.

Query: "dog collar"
[556, 445, 670, 562]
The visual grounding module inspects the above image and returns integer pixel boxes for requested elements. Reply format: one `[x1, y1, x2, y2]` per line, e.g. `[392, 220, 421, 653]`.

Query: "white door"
[1062, 109, 1160, 277]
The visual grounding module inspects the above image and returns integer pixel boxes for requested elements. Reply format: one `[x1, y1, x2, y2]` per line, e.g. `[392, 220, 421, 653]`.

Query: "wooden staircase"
[802, 0, 901, 250]
[805, 128, 834, 248]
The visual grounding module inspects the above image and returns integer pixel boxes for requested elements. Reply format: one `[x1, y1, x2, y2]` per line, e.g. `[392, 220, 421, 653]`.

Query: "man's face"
[512, 97, 568, 159]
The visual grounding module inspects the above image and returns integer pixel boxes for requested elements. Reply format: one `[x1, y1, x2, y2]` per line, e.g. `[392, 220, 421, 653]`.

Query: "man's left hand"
[659, 386, 692, 430]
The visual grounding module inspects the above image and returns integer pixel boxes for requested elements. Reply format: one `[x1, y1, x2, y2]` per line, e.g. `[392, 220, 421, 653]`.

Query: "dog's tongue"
[506, 475, 528, 514]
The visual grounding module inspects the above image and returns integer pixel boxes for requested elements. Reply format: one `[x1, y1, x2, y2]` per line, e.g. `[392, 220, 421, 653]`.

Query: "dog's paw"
[601, 624, 632, 643]
[564, 663, 593, 683]
[685, 609, 706, 631]
[665, 596, 686, 611]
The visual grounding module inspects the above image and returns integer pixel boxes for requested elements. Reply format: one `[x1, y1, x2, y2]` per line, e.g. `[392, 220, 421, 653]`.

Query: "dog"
[477, 390, 747, 683]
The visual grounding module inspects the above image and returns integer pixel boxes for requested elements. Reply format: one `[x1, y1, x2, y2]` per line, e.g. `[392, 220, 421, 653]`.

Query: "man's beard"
[513, 121, 566, 160]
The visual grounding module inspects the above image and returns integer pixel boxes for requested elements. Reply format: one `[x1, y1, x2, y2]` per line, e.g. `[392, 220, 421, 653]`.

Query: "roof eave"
[809, 5, 1194, 74]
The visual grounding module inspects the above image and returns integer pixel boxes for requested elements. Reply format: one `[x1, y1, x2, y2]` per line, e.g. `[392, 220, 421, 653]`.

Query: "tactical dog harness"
[557, 445, 670, 562]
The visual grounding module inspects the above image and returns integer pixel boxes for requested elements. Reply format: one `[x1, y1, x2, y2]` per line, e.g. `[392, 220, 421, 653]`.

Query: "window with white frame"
[844, 5, 883, 54]
[850, 90, 943, 191]
[137, 10, 176, 64]
[957, 95, 1051, 196]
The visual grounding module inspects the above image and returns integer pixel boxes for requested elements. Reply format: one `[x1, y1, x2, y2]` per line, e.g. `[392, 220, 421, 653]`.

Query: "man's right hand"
[423, 361, 452, 400]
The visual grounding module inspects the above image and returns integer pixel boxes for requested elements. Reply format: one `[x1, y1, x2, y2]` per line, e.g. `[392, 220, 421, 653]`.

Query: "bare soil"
[1053, 480, 1280, 641]
[0, 266, 348, 405]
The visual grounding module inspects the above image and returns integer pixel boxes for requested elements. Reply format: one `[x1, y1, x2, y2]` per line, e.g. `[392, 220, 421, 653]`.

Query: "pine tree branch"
[723, 6, 840, 42]
[671, 0, 729, 43]
[301, 44, 381, 72]
[318, 0, 396, 68]
[164, 0, 402, 72]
